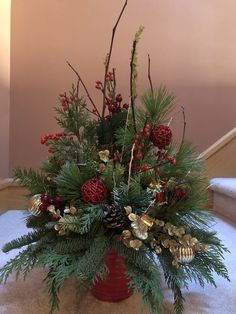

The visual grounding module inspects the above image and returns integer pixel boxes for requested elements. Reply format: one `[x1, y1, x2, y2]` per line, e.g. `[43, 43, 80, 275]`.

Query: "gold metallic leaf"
[98, 150, 110, 162]
[128, 213, 137, 222]
[129, 239, 142, 250]
[124, 206, 132, 215]
[122, 230, 132, 239]
[155, 246, 162, 254]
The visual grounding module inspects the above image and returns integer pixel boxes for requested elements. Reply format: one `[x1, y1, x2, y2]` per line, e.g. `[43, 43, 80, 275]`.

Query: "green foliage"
[58, 205, 104, 235]
[101, 163, 125, 190]
[2, 229, 47, 253]
[54, 162, 84, 201]
[54, 95, 89, 139]
[139, 87, 175, 126]
[26, 213, 51, 229]
[97, 111, 127, 145]
[52, 236, 93, 254]
[110, 241, 163, 314]
[113, 177, 151, 214]
[14, 167, 47, 195]
[0, 246, 37, 283]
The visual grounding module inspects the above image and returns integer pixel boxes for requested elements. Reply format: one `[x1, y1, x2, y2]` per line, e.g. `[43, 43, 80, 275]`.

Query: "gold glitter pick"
[124, 206, 132, 215]
[48, 205, 56, 213]
[128, 213, 137, 222]
[54, 224, 60, 231]
[70, 206, 77, 214]
[190, 237, 199, 246]
[122, 229, 132, 239]
[98, 150, 110, 163]
[155, 246, 162, 254]
[140, 215, 154, 228]
[172, 260, 179, 267]
[129, 239, 142, 250]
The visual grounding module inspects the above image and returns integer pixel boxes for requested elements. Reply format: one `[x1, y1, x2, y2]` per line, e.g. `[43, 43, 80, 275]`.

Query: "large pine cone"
[104, 205, 129, 230]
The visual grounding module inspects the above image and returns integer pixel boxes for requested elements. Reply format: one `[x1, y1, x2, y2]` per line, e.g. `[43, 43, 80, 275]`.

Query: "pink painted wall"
[10, 0, 236, 174]
[0, 1, 11, 179]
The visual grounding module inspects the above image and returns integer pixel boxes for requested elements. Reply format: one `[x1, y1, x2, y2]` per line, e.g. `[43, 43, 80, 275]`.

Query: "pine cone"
[104, 205, 129, 230]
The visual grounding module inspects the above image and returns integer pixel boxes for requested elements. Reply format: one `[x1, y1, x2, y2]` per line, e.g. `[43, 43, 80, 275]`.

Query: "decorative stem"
[66, 61, 101, 118]
[102, 0, 128, 118]
[180, 106, 186, 150]
[148, 54, 154, 95]
[130, 40, 137, 133]
[128, 143, 135, 190]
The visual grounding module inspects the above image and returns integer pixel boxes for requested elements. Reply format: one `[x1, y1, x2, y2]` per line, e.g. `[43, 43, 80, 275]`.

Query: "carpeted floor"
[0, 210, 235, 314]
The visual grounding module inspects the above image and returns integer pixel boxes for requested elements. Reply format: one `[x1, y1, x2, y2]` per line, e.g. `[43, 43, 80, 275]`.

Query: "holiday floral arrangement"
[0, 1, 229, 314]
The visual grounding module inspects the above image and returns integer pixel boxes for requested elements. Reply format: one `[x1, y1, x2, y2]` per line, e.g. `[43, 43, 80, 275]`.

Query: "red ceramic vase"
[91, 250, 133, 302]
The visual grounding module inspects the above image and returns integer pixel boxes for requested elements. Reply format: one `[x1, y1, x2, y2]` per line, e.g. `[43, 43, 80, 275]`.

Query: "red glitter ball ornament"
[151, 125, 172, 149]
[81, 179, 107, 204]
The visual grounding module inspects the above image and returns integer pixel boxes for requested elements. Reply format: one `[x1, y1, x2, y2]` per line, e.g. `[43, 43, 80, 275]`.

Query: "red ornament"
[81, 179, 107, 204]
[91, 251, 132, 302]
[151, 125, 172, 149]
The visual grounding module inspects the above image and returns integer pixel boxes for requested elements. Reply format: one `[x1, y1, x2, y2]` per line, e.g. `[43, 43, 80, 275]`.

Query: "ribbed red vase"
[91, 250, 133, 302]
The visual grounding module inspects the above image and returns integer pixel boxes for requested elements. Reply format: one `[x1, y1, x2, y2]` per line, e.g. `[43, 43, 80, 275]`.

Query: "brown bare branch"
[148, 54, 154, 95]
[180, 106, 186, 150]
[102, 0, 128, 118]
[66, 61, 101, 118]
[130, 40, 137, 133]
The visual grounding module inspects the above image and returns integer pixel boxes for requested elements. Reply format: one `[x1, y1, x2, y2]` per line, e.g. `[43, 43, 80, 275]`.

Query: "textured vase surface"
[91, 250, 133, 302]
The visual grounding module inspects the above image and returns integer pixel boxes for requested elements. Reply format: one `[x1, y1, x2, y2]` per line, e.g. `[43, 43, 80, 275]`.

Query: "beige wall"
[0, 0, 11, 178]
[9, 0, 236, 174]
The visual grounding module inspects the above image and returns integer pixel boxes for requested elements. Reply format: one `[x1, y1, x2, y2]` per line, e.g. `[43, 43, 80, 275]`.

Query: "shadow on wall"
[0, 80, 10, 179]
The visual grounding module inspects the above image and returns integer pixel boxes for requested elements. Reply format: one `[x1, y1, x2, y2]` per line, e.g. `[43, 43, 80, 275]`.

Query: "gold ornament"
[28, 194, 42, 216]
[140, 214, 154, 228]
[98, 150, 110, 163]
[175, 247, 195, 263]
[48, 205, 61, 218]
[64, 206, 77, 215]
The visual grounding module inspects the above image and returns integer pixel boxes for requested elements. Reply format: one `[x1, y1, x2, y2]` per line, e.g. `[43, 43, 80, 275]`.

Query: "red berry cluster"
[59, 94, 75, 112]
[133, 124, 151, 160]
[95, 74, 129, 116]
[39, 194, 63, 212]
[167, 155, 177, 166]
[40, 132, 65, 145]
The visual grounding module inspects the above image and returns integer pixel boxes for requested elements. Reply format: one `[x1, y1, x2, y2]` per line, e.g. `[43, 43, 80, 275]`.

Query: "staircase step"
[210, 178, 236, 222]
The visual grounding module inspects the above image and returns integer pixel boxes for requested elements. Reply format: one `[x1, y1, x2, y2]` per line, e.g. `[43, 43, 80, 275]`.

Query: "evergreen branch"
[14, 167, 47, 195]
[102, 0, 128, 117]
[127, 266, 163, 314]
[54, 162, 84, 201]
[0, 246, 37, 283]
[58, 205, 104, 235]
[140, 87, 175, 126]
[76, 236, 108, 283]
[26, 213, 51, 229]
[2, 229, 47, 253]
[52, 236, 93, 254]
